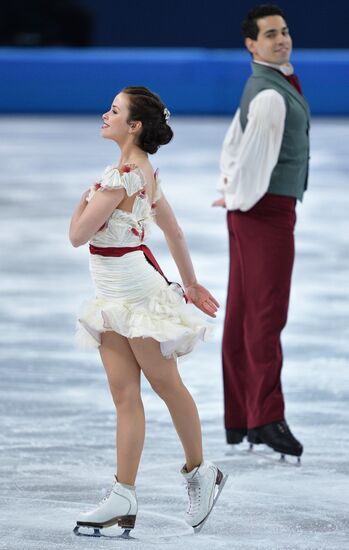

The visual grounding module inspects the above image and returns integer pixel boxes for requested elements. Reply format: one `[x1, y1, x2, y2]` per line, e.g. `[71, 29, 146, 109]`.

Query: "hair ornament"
[163, 107, 171, 122]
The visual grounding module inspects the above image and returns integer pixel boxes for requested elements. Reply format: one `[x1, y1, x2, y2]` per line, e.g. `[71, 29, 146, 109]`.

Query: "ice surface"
[0, 116, 348, 550]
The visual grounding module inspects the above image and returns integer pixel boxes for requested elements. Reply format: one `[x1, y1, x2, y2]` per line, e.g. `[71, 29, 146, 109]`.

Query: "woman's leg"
[99, 331, 144, 485]
[128, 337, 203, 472]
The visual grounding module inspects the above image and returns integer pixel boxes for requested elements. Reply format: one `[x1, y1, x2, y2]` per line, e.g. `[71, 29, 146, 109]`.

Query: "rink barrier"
[1, 48, 348, 115]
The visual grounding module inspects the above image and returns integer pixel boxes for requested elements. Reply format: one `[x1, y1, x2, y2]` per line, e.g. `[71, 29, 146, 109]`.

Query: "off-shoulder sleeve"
[85, 185, 96, 203]
[99, 165, 145, 197]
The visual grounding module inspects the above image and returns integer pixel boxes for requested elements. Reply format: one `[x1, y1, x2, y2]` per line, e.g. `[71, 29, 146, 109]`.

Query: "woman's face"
[101, 92, 133, 143]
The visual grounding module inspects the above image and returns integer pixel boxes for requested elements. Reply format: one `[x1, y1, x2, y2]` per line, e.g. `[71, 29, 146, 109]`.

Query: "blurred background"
[1, 0, 348, 114]
[2, 0, 348, 48]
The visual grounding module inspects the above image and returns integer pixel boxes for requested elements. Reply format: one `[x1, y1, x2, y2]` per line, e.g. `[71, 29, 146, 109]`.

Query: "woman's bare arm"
[155, 192, 219, 317]
[69, 187, 125, 247]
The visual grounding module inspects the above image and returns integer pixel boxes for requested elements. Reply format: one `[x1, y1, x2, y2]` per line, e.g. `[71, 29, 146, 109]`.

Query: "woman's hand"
[185, 282, 220, 318]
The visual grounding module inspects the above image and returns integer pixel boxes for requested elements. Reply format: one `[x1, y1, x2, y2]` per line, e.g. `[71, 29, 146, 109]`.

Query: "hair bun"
[122, 86, 174, 154]
[142, 122, 173, 154]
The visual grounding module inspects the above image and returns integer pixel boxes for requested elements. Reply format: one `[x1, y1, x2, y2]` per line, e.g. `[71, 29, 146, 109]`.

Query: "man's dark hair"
[242, 4, 286, 40]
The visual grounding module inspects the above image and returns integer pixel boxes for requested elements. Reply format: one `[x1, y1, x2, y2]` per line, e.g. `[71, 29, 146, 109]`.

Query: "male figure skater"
[213, 4, 309, 458]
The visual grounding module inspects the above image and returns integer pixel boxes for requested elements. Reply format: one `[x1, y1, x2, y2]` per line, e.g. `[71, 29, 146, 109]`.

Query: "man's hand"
[212, 198, 226, 208]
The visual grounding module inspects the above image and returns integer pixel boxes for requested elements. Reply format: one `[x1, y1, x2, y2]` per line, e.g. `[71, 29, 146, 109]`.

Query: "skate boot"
[226, 428, 247, 444]
[181, 461, 227, 532]
[248, 420, 303, 462]
[74, 478, 137, 538]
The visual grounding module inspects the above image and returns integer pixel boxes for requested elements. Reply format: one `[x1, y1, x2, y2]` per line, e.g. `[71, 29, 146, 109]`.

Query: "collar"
[253, 59, 294, 76]
[251, 61, 309, 117]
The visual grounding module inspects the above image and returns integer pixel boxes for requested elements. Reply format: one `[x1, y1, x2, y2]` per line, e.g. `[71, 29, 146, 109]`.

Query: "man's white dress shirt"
[218, 62, 291, 211]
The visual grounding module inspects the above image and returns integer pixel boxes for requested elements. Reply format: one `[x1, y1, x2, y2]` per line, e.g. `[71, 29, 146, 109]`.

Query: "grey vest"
[240, 62, 310, 201]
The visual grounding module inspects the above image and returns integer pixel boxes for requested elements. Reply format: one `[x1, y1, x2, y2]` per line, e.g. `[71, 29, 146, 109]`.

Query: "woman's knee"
[148, 373, 183, 400]
[110, 383, 142, 409]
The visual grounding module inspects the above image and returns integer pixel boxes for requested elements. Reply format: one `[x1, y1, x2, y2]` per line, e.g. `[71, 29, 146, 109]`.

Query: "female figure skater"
[69, 86, 226, 537]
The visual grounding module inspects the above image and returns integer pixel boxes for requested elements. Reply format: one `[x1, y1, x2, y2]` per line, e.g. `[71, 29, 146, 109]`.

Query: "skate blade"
[248, 444, 302, 466]
[193, 473, 229, 534]
[73, 525, 136, 540]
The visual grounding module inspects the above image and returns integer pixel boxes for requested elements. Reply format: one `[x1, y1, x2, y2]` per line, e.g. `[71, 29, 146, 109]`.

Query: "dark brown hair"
[122, 86, 173, 154]
[242, 4, 286, 40]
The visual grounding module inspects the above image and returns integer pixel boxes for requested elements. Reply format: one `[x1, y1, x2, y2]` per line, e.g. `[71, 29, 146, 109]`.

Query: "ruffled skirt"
[77, 251, 212, 358]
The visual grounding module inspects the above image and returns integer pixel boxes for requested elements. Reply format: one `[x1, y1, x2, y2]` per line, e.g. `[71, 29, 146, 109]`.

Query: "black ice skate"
[248, 420, 303, 464]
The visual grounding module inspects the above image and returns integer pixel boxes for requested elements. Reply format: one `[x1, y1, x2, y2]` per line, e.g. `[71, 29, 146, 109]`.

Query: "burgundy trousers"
[222, 193, 297, 430]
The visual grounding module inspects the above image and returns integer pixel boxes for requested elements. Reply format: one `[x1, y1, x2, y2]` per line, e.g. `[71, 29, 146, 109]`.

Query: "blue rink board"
[1, 48, 348, 115]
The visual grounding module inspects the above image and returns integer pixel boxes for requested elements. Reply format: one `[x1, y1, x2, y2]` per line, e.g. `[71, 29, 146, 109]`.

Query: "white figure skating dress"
[77, 164, 211, 358]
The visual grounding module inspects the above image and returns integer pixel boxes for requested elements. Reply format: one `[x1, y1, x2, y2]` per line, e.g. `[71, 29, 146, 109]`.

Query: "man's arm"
[217, 89, 286, 211]
[218, 108, 243, 194]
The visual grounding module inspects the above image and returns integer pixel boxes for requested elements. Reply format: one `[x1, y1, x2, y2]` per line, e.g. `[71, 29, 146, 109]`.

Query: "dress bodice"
[78, 164, 211, 359]
[86, 164, 162, 248]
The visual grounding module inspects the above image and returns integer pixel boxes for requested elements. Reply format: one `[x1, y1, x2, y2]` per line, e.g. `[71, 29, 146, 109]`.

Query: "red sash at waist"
[89, 244, 170, 284]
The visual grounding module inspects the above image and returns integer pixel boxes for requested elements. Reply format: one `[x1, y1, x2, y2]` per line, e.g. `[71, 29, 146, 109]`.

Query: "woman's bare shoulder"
[138, 161, 156, 185]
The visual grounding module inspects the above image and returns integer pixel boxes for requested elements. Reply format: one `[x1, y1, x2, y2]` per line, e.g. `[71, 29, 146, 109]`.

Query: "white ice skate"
[73, 478, 137, 539]
[181, 461, 228, 533]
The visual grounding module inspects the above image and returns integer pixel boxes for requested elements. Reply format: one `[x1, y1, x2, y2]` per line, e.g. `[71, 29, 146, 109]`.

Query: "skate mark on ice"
[73, 509, 194, 542]
[225, 444, 302, 467]
[73, 525, 136, 540]
[2, 495, 193, 541]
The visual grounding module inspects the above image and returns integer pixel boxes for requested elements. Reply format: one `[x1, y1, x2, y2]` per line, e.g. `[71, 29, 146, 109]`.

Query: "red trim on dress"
[89, 244, 169, 283]
[89, 244, 187, 302]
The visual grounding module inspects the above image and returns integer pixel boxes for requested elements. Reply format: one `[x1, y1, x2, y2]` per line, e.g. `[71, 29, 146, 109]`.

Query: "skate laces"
[98, 480, 117, 505]
[186, 477, 201, 516]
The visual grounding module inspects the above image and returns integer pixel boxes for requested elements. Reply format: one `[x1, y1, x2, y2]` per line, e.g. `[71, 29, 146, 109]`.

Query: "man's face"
[245, 15, 292, 65]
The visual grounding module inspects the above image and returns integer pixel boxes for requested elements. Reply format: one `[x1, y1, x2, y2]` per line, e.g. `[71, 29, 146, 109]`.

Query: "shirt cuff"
[224, 191, 239, 211]
[218, 173, 233, 192]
